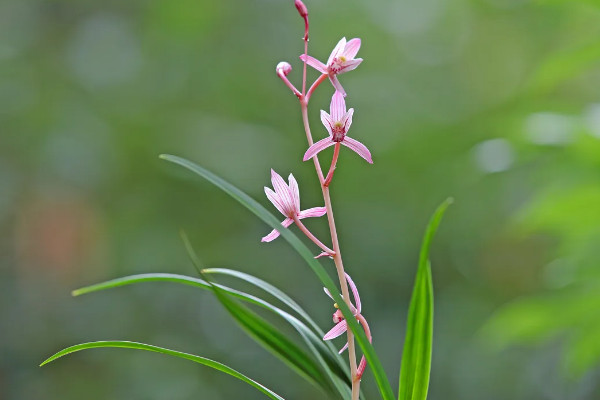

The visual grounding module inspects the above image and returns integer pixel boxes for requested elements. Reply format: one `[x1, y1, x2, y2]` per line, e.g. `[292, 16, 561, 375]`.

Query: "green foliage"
[72, 271, 349, 398]
[160, 154, 397, 400]
[40, 341, 286, 400]
[398, 199, 452, 400]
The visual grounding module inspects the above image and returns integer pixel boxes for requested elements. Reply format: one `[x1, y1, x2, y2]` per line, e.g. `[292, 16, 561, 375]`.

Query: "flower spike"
[303, 91, 373, 164]
[300, 37, 363, 96]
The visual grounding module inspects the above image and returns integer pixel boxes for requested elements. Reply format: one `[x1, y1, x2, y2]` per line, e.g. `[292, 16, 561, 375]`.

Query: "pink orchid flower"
[303, 91, 373, 164]
[262, 169, 327, 242]
[300, 37, 363, 96]
[323, 273, 372, 380]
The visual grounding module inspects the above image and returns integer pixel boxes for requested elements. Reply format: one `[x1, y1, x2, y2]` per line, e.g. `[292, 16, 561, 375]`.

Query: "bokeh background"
[2, 0, 600, 398]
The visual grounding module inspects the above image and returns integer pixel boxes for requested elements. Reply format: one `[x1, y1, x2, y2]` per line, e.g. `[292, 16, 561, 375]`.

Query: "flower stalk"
[266, 2, 372, 398]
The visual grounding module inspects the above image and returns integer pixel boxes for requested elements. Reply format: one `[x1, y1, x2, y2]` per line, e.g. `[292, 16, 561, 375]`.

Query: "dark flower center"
[332, 122, 345, 142]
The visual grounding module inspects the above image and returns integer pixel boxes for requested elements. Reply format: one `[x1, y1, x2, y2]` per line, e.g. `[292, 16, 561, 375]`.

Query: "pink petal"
[265, 187, 286, 216]
[270, 169, 294, 213]
[329, 91, 346, 122]
[327, 37, 347, 66]
[329, 75, 346, 97]
[303, 137, 335, 161]
[323, 287, 334, 300]
[342, 108, 354, 132]
[343, 38, 361, 59]
[261, 218, 293, 242]
[338, 342, 349, 354]
[340, 58, 363, 74]
[345, 273, 361, 313]
[357, 356, 367, 378]
[298, 206, 327, 219]
[323, 320, 348, 340]
[320, 110, 334, 136]
[341, 136, 373, 164]
[287, 174, 300, 213]
[299, 54, 327, 74]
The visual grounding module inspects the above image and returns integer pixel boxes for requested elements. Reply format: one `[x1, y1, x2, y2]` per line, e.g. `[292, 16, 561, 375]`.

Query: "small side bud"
[294, 0, 308, 18]
[276, 61, 292, 76]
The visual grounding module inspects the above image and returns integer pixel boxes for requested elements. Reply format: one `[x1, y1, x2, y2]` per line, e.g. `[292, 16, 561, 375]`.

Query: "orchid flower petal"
[330, 91, 346, 122]
[341, 136, 373, 164]
[288, 174, 300, 213]
[264, 187, 286, 216]
[339, 58, 363, 74]
[345, 273, 361, 313]
[342, 108, 354, 132]
[303, 137, 335, 161]
[338, 342, 349, 354]
[323, 287, 334, 300]
[299, 54, 327, 74]
[357, 356, 367, 378]
[270, 169, 294, 213]
[298, 207, 327, 219]
[261, 218, 294, 242]
[320, 110, 334, 136]
[343, 38, 361, 59]
[329, 75, 346, 97]
[323, 320, 348, 340]
[327, 37, 347, 65]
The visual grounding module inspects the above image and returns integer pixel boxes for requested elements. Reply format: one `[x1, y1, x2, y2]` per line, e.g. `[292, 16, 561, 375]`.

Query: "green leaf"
[179, 231, 344, 397]
[40, 341, 285, 400]
[398, 198, 452, 400]
[201, 268, 350, 388]
[73, 272, 348, 397]
[204, 274, 334, 394]
[160, 154, 396, 400]
[202, 268, 324, 336]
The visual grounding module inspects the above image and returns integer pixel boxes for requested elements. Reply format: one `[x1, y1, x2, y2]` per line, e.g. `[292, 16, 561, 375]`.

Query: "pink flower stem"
[277, 72, 302, 98]
[301, 21, 309, 95]
[306, 73, 328, 102]
[323, 143, 341, 187]
[293, 215, 335, 255]
[298, 13, 360, 400]
[300, 100, 360, 400]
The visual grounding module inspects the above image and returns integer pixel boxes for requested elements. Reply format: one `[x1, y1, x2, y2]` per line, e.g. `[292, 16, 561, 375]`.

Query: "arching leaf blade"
[398, 199, 452, 400]
[40, 341, 286, 400]
[160, 154, 396, 400]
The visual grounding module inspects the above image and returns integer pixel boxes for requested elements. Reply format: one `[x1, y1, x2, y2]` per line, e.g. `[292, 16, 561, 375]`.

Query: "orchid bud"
[276, 61, 292, 76]
[294, 0, 308, 18]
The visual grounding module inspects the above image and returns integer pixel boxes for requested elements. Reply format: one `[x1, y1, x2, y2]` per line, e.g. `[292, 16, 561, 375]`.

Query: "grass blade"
[398, 199, 452, 400]
[40, 341, 285, 400]
[160, 154, 396, 400]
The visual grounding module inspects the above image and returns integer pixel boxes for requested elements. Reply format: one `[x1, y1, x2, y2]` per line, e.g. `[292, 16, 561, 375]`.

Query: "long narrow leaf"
[40, 341, 285, 400]
[179, 231, 341, 396]
[202, 268, 324, 336]
[398, 199, 452, 400]
[160, 154, 396, 400]
[73, 273, 349, 397]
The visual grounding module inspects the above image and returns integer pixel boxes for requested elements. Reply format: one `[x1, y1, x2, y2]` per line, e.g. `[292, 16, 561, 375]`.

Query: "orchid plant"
[41, 2, 451, 400]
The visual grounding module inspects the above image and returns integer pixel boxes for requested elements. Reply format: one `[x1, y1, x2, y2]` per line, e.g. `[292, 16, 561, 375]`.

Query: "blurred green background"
[3, 0, 600, 398]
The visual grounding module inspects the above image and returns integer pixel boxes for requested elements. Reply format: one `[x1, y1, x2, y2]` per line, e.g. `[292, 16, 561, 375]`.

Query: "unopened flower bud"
[276, 61, 292, 76]
[294, 0, 308, 18]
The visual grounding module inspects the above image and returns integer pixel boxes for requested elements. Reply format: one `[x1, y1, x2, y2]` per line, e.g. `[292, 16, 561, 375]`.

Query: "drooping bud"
[276, 61, 292, 76]
[294, 0, 308, 18]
